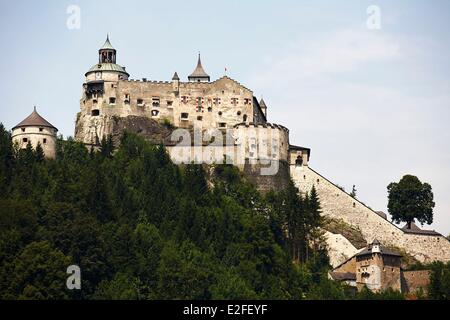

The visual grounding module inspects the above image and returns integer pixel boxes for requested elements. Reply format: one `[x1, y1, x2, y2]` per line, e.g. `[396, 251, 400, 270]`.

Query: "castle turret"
[12, 107, 58, 158]
[188, 53, 210, 82]
[259, 98, 267, 118]
[172, 71, 180, 93]
[85, 35, 129, 82]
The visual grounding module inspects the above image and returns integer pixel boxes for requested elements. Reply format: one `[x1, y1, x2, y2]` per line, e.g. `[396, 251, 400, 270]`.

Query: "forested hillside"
[2, 123, 446, 300]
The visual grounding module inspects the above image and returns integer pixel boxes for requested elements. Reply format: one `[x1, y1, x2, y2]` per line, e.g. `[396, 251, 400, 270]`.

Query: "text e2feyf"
[183, 304, 268, 318]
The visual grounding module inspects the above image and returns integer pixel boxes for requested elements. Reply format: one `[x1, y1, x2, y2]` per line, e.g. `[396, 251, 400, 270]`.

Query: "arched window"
[243, 114, 248, 122]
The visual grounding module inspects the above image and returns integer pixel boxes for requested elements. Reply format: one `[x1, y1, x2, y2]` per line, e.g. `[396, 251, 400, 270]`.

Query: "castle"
[12, 37, 450, 286]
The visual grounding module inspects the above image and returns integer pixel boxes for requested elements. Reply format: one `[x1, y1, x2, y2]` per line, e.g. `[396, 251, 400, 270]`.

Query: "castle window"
[137, 99, 144, 106]
[218, 111, 223, 116]
[196, 97, 203, 106]
[93, 99, 98, 104]
[243, 114, 248, 122]
[109, 97, 116, 105]
[92, 109, 100, 116]
[181, 113, 189, 120]
[22, 138, 28, 143]
[167, 100, 173, 107]
[213, 98, 221, 105]
[231, 98, 238, 106]
[21, 128, 25, 132]
[43, 138, 47, 144]
[237, 111, 241, 116]
[208, 107, 212, 112]
[39, 128, 43, 132]
[244, 98, 250, 105]
[152, 97, 160, 107]
[353, 202, 356, 208]
[197, 116, 203, 121]
[151, 110, 159, 117]
[295, 155, 303, 166]
[181, 96, 188, 104]
[218, 122, 226, 128]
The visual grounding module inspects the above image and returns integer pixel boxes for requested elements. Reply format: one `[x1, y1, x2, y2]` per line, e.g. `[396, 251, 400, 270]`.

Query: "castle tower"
[259, 98, 267, 118]
[85, 35, 129, 83]
[172, 71, 180, 93]
[12, 107, 58, 158]
[188, 53, 210, 82]
[355, 240, 402, 292]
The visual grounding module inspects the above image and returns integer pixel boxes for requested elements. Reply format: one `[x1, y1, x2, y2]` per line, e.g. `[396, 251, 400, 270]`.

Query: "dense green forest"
[0, 123, 448, 300]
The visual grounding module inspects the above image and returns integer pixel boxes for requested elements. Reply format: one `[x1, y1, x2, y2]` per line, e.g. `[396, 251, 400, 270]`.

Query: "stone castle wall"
[76, 76, 265, 144]
[12, 126, 57, 159]
[291, 165, 450, 263]
[401, 270, 430, 294]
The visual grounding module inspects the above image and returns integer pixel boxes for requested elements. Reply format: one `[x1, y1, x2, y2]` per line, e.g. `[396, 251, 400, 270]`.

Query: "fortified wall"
[291, 165, 450, 263]
[71, 36, 450, 265]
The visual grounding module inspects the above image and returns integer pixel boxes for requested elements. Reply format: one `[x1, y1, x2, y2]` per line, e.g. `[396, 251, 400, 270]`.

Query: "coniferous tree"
[35, 142, 45, 163]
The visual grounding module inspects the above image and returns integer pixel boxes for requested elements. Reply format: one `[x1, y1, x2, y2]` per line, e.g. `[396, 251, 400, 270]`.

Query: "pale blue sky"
[0, 0, 449, 234]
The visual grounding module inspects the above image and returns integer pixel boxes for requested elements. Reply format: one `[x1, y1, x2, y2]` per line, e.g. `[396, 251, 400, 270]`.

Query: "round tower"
[11, 107, 58, 158]
[85, 35, 129, 82]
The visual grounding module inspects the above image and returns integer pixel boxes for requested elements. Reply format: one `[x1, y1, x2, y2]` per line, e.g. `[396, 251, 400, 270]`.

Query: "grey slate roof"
[401, 222, 441, 236]
[188, 54, 210, 79]
[330, 272, 356, 281]
[259, 98, 267, 108]
[13, 107, 57, 130]
[172, 72, 180, 80]
[100, 35, 115, 50]
[356, 243, 402, 258]
[86, 63, 129, 76]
